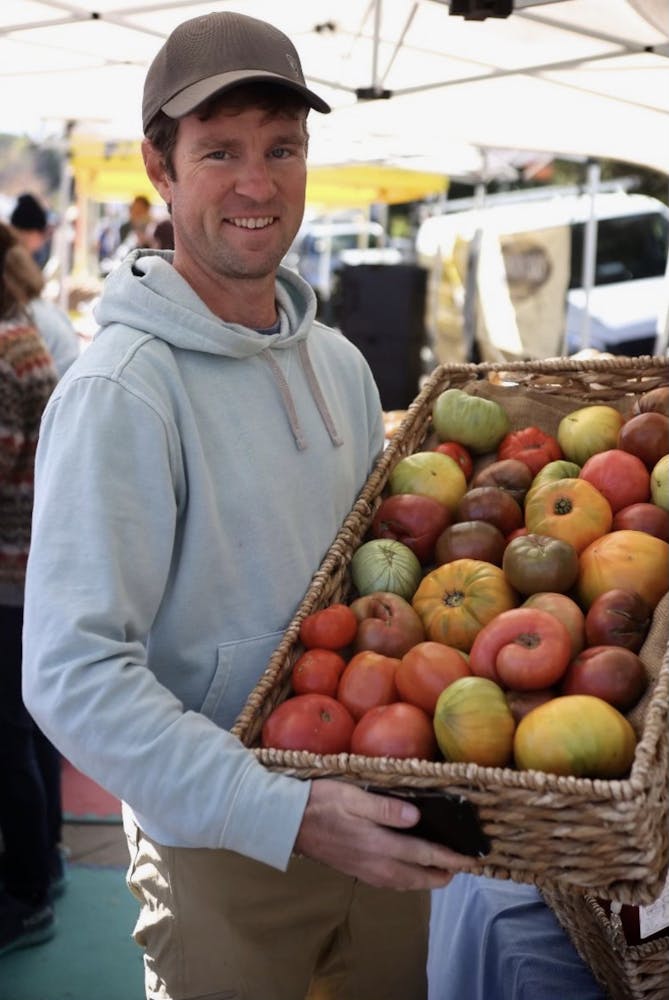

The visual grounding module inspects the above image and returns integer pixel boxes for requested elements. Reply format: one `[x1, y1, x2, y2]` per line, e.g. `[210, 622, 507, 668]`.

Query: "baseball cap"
[142, 11, 331, 132]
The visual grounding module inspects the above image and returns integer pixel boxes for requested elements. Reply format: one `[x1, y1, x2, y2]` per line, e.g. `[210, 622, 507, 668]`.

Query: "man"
[23, 12, 468, 999]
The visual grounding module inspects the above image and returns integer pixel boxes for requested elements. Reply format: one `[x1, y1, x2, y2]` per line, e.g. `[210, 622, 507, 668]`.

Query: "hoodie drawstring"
[297, 341, 344, 448]
[262, 342, 343, 451]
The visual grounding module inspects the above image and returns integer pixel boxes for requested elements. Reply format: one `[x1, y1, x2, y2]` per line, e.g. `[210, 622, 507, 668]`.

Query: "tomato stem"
[443, 590, 465, 607]
[514, 631, 541, 649]
[553, 497, 574, 515]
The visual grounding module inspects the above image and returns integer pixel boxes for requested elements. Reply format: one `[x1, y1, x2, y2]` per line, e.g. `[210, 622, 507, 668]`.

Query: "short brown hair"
[145, 82, 309, 181]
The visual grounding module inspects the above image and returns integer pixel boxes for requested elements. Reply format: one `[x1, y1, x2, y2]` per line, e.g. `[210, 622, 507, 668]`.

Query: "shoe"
[0, 891, 55, 956]
[0, 845, 69, 901]
[49, 845, 70, 900]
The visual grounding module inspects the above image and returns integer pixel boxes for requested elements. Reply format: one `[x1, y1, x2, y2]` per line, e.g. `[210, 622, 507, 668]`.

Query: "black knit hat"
[11, 193, 48, 233]
[142, 11, 330, 132]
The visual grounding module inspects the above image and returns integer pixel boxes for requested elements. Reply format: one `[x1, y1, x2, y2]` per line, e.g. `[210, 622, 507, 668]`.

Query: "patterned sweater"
[0, 321, 57, 605]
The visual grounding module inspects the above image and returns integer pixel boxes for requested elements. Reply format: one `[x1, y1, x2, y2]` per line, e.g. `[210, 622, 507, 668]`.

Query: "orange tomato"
[513, 694, 636, 778]
[396, 641, 471, 714]
[524, 477, 612, 553]
[577, 529, 669, 610]
[336, 650, 400, 721]
[412, 558, 518, 652]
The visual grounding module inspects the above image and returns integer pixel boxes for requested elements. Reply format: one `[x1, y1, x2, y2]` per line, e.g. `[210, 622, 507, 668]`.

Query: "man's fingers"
[361, 789, 422, 829]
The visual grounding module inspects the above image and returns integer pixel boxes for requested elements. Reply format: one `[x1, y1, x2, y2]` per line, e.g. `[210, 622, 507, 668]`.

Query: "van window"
[569, 212, 669, 289]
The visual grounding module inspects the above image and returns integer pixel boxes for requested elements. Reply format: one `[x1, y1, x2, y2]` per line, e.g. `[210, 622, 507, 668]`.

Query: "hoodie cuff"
[220, 762, 311, 871]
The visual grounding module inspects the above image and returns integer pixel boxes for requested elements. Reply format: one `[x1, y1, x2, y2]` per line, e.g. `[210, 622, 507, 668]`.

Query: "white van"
[415, 189, 669, 360]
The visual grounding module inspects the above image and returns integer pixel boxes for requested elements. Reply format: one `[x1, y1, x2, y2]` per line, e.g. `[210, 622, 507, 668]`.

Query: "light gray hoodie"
[23, 249, 384, 870]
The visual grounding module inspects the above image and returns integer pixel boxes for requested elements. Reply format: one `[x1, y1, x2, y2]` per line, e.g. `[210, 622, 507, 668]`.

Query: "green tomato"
[350, 539, 422, 602]
[388, 450, 466, 512]
[432, 388, 510, 454]
[557, 405, 623, 466]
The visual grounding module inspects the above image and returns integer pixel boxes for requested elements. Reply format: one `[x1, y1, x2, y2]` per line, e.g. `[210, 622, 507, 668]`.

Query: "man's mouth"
[228, 217, 276, 230]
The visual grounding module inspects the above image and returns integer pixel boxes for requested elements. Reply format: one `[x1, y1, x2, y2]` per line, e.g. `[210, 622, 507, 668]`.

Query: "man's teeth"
[230, 217, 274, 229]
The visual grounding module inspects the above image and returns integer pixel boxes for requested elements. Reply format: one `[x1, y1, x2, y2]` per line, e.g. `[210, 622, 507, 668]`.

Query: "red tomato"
[434, 441, 474, 480]
[261, 694, 355, 754]
[578, 449, 650, 513]
[396, 641, 471, 714]
[469, 607, 572, 691]
[291, 648, 348, 697]
[497, 427, 563, 476]
[299, 603, 358, 650]
[337, 650, 400, 721]
[351, 702, 438, 760]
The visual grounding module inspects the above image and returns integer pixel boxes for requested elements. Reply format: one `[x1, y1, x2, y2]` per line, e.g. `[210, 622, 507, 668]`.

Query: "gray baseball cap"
[142, 11, 331, 132]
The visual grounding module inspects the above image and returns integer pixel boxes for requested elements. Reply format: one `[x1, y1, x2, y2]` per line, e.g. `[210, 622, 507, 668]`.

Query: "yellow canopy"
[71, 139, 158, 204]
[307, 163, 447, 207]
[70, 139, 447, 207]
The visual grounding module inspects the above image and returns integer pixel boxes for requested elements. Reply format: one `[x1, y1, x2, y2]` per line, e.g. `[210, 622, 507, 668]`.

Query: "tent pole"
[579, 158, 600, 352]
[56, 121, 75, 311]
[371, 0, 382, 93]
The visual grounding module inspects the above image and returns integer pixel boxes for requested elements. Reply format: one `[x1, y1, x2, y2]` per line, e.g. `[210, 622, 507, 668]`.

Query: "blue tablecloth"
[428, 874, 607, 1000]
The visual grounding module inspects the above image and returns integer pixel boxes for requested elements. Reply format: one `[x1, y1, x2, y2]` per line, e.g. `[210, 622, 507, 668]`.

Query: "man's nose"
[234, 158, 277, 201]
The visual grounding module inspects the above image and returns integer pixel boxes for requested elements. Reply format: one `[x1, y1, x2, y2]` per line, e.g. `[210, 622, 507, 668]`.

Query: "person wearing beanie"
[10, 193, 51, 265]
[22, 12, 469, 999]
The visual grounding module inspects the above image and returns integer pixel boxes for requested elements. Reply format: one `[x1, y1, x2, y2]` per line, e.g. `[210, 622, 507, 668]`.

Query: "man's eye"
[270, 147, 291, 159]
[207, 150, 230, 161]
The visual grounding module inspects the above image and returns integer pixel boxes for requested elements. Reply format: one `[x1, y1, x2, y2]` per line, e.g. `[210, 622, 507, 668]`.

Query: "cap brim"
[161, 69, 331, 119]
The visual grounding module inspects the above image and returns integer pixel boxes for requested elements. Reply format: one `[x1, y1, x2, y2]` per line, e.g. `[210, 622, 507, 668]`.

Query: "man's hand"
[293, 778, 476, 890]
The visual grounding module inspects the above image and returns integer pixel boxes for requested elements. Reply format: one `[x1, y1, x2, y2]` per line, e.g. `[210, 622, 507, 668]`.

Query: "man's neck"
[173, 256, 278, 327]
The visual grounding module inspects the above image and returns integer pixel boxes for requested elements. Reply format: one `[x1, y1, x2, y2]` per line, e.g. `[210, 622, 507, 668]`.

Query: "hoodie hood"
[93, 249, 342, 450]
[94, 248, 317, 359]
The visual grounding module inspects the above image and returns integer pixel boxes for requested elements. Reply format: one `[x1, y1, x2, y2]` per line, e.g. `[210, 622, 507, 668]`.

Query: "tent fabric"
[0, 1, 667, 176]
[70, 140, 448, 207]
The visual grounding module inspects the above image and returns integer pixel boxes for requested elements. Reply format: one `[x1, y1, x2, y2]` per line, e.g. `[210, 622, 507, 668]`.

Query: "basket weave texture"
[541, 886, 669, 1000]
[232, 356, 669, 904]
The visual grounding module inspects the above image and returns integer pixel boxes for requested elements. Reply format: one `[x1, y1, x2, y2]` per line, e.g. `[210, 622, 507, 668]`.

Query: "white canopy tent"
[1, 0, 667, 355]
[0, 0, 667, 175]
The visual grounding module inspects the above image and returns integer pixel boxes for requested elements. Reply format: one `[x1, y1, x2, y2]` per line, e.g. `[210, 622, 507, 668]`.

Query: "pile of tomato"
[261, 384, 669, 780]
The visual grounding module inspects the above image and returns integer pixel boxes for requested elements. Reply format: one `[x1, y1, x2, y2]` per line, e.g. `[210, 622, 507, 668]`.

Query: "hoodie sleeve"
[22, 372, 309, 870]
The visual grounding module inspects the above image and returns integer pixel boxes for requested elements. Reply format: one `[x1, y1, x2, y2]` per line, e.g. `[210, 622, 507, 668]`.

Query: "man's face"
[145, 101, 308, 288]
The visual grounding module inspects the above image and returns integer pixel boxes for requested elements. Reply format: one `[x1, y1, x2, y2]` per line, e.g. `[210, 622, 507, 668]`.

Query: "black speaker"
[333, 264, 428, 411]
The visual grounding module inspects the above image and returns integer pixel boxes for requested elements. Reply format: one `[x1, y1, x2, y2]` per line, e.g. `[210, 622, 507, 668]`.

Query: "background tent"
[69, 140, 448, 208]
[2, 0, 667, 357]
[0, 0, 667, 174]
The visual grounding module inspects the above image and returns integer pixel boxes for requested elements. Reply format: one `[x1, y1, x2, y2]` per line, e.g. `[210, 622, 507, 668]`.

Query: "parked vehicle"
[287, 218, 387, 318]
[416, 188, 669, 360]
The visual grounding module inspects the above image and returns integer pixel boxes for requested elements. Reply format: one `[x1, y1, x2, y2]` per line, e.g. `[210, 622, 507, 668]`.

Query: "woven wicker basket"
[232, 356, 669, 904]
[542, 886, 669, 1000]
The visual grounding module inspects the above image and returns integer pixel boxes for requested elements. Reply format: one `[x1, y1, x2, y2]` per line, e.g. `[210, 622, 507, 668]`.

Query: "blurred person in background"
[10, 193, 52, 270]
[149, 217, 174, 250]
[119, 194, 153, 249]
[0, 222, 79, 378]
[0, 223, 60, 956]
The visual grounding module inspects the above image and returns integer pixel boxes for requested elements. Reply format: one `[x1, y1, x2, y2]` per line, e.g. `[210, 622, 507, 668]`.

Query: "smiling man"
[22, 12, 469, 999]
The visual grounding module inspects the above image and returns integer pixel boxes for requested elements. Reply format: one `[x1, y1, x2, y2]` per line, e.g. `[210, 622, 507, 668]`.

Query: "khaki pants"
[125, 818, 430, 1000]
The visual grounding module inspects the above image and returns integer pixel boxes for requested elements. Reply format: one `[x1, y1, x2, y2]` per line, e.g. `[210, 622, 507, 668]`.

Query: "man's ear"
[142, 139, 172, 204]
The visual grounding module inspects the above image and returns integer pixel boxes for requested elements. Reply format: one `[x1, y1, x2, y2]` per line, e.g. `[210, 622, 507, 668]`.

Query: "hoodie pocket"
[199, 630, 284, 731]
